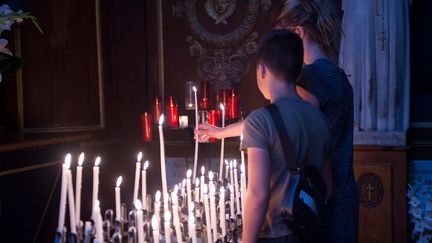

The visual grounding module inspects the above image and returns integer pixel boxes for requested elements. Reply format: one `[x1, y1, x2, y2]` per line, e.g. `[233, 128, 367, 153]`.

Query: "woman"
[198, 0, 359, 242]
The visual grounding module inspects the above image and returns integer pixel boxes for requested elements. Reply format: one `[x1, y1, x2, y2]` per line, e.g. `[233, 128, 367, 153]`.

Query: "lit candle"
[92, 157, 101, 209]
[152, 214, 160, 243]
[181, 179, 186, 201]
[66, 165, 77, 235]
[158, 115, 168, 196]
[240, 163, 247, 213]
[192, 86, 199, 180]
[133, 152, 143, 204]
[135, 199, 145, 243]
[194, 178, 200, 203]
[115, 176, 123, 221]
[219, 187, 227, 237]
[188, 214, 197, 243]
[202, 185, 212, 242]
[208, 171, 215, 194]
[219, 103, 225, 181]
[164, 211, 172, 243]
[229, 184, 235, 219]
[233, 160, 241, 214]
[142, 160, 149, 210]
[209, 184, 218, 243]
[57, 154, 71, 233]
[171, 192, 183, 243]
[186, 169, 192, 207]
[225, 160, 229, 180]
[200, 166, 205, 202]
[155, 190, 161, 224]
[75, 152, 84, 228]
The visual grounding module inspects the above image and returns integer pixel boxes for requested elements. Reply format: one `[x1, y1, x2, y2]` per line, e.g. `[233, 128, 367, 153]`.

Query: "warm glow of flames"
[201, 166, 205, 175]
[65, 154, 72, 169]
[159, 114, 164, 126]
[135, 199, 143, 210]
[187, 169, 192, 179]
[95, 156, 101, 167]
[78, 152, 85, 166]
[137, 152, 143, 162]
[143, 160, 149, 170]
[208, 171, 214, 181]
[192, 86, 197, 92]
[220, 103, 225, 111]
[151, 215, 158, 230]
[116, 176, 123, 187]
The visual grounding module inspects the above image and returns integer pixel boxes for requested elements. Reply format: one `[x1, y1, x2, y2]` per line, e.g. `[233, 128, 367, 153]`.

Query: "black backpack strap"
[265, 104, 298, 171]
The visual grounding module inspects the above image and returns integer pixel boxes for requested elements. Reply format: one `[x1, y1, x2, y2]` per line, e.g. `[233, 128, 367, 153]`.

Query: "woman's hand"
[195, 124, 223, 142]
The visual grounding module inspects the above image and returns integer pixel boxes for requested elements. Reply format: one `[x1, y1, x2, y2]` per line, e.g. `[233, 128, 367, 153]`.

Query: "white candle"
[209, 184, 218, 242]
[181, 179, 186, 202]
[164, 192, 169, 213]
[186, 169, 192, 207]
[233, 160, 241, 214]
[142, 160, 149, 210]
[194, 178, 200, 203]
[92, 157, 101, 210]
[164, 211, 172, 243]
[202, 185, 212, 243]
[240, 163, 247, 213]
[225, 160, 229, 180]
[219, 187, 227, 237]
[155, 190, 161, 224]
[57, 154, 71, 233]
[66, 167, 77, 234]
[158, 115, 168, 196]
[208, 171, 215, 194]
[240, 134, 246, 168]
[133, 152, 143, 203]
[171, 192, 183, 243]
[192, 86, 199, 180]
[75, 152, 84, 228]
[188, 215, 197, 243]
[115, 176, 123, 221]
[93, 200, 104, 242]
[219, 103, 225, 181]
[229, 184, 235, 219]
[200, 166, 205, 202]
[152, 215, 160, 243]
[229, 161, 234, 187]
[135, 199, 145, 243]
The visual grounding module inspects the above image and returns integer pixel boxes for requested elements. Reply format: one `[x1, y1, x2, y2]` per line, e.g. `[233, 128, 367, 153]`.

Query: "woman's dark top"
[297, 58, 359, 242]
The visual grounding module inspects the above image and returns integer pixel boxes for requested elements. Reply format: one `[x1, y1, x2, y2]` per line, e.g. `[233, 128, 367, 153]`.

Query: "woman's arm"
[196, 120, 245, 141]
[243, 147, 271, 243]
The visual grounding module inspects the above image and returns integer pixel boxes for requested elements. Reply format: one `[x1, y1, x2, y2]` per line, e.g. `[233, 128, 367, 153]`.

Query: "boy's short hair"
[257, 30, 304, 83]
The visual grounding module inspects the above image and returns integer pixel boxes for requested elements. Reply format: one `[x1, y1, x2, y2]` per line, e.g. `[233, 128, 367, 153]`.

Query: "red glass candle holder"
[200, 80, 211, 110]
[217, 89, 229, 114]
[227, 89, 239, 119]
[166, 96, 179, 128]
[207, 109, 220, 142]
[141, 112, 153, 142]
[152, 96, 163, 124]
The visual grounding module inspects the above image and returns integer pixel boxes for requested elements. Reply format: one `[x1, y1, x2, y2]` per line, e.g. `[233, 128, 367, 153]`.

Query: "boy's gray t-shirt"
[241, 97, 332, 238]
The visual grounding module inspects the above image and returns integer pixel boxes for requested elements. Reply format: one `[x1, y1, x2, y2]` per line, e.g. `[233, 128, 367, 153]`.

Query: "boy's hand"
[195, 124, 222, 142]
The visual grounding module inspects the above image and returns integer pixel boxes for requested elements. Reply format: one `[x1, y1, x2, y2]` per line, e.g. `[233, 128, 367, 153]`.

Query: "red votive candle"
[217, 89, 229, 114]
[152, 96, 163, 124]
[207, 109, 220, 142]
[200, 80, 211, 110]
[166, 96, 179, 128]
[141, 112, 153, 142]
[227, 89, 239, 119]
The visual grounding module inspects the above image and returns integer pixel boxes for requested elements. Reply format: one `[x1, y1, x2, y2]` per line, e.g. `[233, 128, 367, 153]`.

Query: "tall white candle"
[164, 192, 169, 213]
[208, 171, 215, 195]
[200, 166, 205, 202]
[233, 160, 241, 214]
[57, 154, 71, 232]
[188, 214, 197, 243]
[240, 134, 246, 168]
[152, 215, 160, 243]
[92, 157, 101, 210]
[155, 190, 161, 224]
[219, 187, 227, 238]
[240, 163, 247, 213]
[158, 115, 168, 196]
[133, 152, 143, 203]
[229, 161, 234, 188]
[194, 178, 200, 203]
[186, 169, 192, 208]
[209, 184, 218, 243]
[135, 199, 145, 243]
[142, 160, 149, 210]
[75, 152, 84, 228]
[225, 160, 229, 180]
[93, 200, 104, 242]
[202, 185, 212, 243]
[164, 211, 172, 243]
[171, 192, 183, 243]
[115, 176, 123, 221]
[219, 103, 225, 181]
[192, 86, 199, 180]
[229, 184, 235, 219]
[66, 167, 77, 234]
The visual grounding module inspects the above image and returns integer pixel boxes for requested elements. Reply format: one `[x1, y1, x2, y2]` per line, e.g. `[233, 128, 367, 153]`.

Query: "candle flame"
[220, 103, 225, 111]
[229, 160, 233, 169]
[189, 202, 194, 212]
[135, 199, 143, 210]
[78, 152, 85, 166]
[208, 171, 214, 181]
[95, 156, 101, 167]
[201, 166, 205, 175]
[220, 186, 225, 194]
[65, 154, 72, 169]
[225, 160, 229, 166]
[164, 211, 171, 222]
[155, 190, 161, 202]
[195, 178, 200, 187]
[192, 86, 197, 92]
[143, 160, 149, 170]
[116, 176, 123, 187]
[203, 184, 208, 194]
[137, 152, 143, 162]
[164, 193, 169, 204]
[186, 169, 192, 179]
[240, 134, 244, 141]
[241, 163, 245, 173]
[234, 160, 237, 169]
[151, 215, 159, 230]
[158, 114, 164, 126]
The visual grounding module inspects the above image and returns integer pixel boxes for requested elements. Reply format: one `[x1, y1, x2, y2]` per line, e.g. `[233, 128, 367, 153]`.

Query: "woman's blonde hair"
[274, 0, 342, 56]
